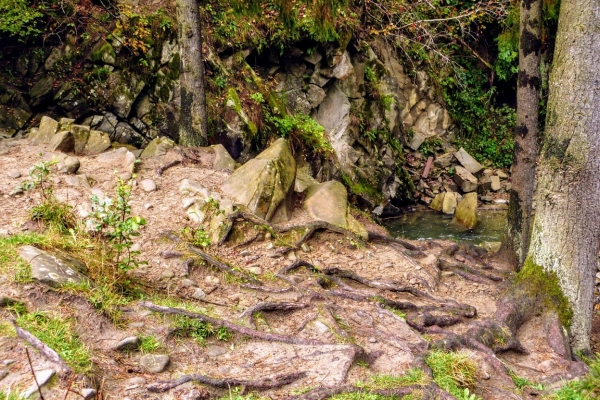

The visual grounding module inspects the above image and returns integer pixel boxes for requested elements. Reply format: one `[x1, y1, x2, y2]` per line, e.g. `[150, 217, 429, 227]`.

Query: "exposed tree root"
[367, 231, 424, 251]
[161, 230, 261, 284]
[239, 302, 310, 328]
[438, 258, 504, 282]
[219, 212, 366, 249]
[141, 301, 325, 345]
[241, 284, 295, 294]
[288, 383, 454, 400]
[147, 371, 306, 393]
[156, 159, 181, 176]
[12, 320, 72, 376]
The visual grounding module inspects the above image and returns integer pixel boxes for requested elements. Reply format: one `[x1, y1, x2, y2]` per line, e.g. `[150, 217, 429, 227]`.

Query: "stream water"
[385, 209, 507, 244]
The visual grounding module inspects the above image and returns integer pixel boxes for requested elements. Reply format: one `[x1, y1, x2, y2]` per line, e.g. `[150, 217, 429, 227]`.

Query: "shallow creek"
[385, 209, 507, 244]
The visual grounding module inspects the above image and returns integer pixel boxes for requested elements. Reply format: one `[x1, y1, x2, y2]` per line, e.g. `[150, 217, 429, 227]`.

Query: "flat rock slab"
[454, 147, 483, 174]
[18, 246, 88, 287]
[140, 354, 170, 373]
[215, 342, 358, 387]
[22, 368, 55, 398]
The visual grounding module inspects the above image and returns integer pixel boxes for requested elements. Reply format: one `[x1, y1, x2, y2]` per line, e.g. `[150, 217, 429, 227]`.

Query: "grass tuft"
[425, 349, 479, 400]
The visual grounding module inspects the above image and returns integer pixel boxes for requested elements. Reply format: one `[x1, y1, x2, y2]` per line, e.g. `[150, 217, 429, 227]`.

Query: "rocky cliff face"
[0, 29, 456, 212]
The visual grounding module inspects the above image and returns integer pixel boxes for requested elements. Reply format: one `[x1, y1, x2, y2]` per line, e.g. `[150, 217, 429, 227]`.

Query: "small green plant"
[269, 113, 334, 156]
[19, 159, 76, 233]
[356, 369, 428, 390]
[364, 65, 377, 82]
[425, 350, 479, 400]
[250, 92, 265, 104]
[86, 176, 146, 274]
[172, 315, 233, 345]
[139, 334, 162, 353]
[181, 226, 211, 248]
[507, 370, 542, 391]
[419, 137, 444, 157]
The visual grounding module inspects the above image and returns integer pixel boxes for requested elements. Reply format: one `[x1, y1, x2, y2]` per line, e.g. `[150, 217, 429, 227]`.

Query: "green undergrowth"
[425, 350, 480, 400]
[0, 233, 47, 283]
[7, 307, 93, 374]
[356, 370, 429, 390]
[171, 315, 233, 345]
[516, 258, 573, 328]
[551, 354, 600, 400]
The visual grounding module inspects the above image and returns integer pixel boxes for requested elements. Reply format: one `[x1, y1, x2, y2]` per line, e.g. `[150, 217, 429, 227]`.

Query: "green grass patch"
[139, 334, 162, 353]
[171, 314, 233, 345]
[15, 310, 93, 374]
[0, 232, 49, 282]
[425, 349, 479, 400]
[356, 369, 429, 390]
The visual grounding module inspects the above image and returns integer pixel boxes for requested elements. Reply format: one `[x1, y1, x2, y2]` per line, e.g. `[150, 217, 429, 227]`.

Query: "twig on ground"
[14, 321, 72, 376]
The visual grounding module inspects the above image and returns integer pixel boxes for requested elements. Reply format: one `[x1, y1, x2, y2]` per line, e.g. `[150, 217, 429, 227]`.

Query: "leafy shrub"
[86, 177, 146, 273]
[270, 113, 333, 156]
[442, 66, 516, 169]
[0, 0, 43, 40]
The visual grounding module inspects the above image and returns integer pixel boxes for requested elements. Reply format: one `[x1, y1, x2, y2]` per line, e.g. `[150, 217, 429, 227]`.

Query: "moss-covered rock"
[453, 192, 477, 229]
[87, 42, 117, 65]
[221, 138, 296, 223]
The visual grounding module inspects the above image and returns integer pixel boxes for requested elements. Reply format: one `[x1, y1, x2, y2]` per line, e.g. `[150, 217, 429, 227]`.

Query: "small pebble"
[368, 337, 377, 343]
[301, 243, 310, 253]
[144, 203, 153, 210]
[192, 288, 207, 300]
[181, 278, 197, 288]
[161, 269, 175, 279]
[7, 171, 21, 179]
[265, 243, 274, 250]
[240, 250, 251, 256]
[2, 360, 16, 366]
[82, 388, 97, 399]
[265, 232, 272, 240]
[141, 179, 157, 192]
[382, 262, 393, 268]
[248, 266, 262, 275]
[115, 336, 140, 351]
[229, 293, 242, 302]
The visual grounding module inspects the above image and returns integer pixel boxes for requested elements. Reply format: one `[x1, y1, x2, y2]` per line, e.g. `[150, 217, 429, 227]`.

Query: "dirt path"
[0, 138, 593, 399]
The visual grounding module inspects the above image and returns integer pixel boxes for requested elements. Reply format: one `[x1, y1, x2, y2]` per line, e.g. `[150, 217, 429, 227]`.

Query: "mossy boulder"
[303, 180, 368, 239]
[430, 192, 445, 212]
[29, 116, 59, 145]
[453, 192, 478, 229]
[221, 138, 296, 223]
[87, 42, 117, 65]
[83, 130, 111, 155]
[140, 137, 176, 159]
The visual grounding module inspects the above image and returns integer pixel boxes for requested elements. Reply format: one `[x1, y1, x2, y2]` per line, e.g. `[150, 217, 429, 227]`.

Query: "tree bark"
[527, 0, 600, 353]
[176, 0, 208, 147]
[505, 0, 542, 267]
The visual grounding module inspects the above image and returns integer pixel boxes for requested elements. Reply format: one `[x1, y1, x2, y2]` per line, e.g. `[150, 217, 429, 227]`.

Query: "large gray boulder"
[454, 147, 484, 174]
[18, 246, 88, 287]
[303, 180, 368, 239]
[221, 138, 296, 223]
[29, 116, 58, 145]
[453, 166, 478, 193]
[83, 130, 111, 154]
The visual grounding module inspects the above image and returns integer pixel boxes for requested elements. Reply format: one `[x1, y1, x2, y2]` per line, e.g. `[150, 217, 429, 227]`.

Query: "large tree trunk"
[504, 0, 541, 268]
[176, 0, 208, 147]
[527, 0, 600, 353]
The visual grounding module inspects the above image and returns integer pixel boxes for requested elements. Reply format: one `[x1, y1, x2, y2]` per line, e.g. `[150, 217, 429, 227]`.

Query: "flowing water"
[385, 209, 507, 244]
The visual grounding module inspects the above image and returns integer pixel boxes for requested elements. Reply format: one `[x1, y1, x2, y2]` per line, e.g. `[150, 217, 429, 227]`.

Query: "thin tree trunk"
[504, 0, 541, 268]
[176, 0, 208, 147]
[527, 0, 600, 353]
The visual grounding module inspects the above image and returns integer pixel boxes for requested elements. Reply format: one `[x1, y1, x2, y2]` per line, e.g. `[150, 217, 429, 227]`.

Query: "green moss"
[87, 42, 116, 64]
[517, 258, 573, 328]
[341, 171, 383, 204]
[167, 53, 180, 78]
[227, 87, 243, 113]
